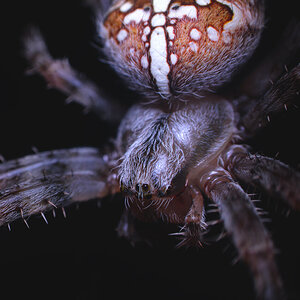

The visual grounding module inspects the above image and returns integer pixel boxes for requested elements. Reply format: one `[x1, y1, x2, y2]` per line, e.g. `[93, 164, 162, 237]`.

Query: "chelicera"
[0, 1, 299, 299]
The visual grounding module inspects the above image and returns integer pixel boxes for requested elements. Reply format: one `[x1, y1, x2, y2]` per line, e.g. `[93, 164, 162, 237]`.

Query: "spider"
[0, 0, 299, 299]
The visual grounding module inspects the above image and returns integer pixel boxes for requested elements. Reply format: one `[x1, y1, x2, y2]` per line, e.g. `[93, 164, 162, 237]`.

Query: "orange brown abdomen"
[101, 0, 264, 100]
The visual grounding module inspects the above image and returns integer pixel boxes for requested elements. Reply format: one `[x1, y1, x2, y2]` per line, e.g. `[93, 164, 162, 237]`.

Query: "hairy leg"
[202, 169, 285, 300]
[0, 147, 119, 226]
[184, 185, 206, 228]
[241, 63, 300, 136]
[224, 146, 300, 210]
[23, 27, 124, 122]
[170, 186, 207, 248]
[239, 20, 300, 99]
[203, 170, 284, 300]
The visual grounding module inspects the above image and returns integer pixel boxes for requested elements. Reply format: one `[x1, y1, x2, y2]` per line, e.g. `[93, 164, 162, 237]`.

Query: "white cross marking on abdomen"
[149, 26, 170, 97]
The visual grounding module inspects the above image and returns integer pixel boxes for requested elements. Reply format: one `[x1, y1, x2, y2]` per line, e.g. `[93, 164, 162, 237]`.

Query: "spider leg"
[175, 186, 207, 248]
[202, 168, 285, 300]
[241, 63, 300, 136]
[224, 146, 300, 210]
[239, 20, 300, 99]
[23, 27, 124, 122]
[184, 185, 206, 229]
[0, 147, 119, 226]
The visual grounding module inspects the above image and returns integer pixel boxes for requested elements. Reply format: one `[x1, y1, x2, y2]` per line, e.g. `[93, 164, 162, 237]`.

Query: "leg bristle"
[48, 200, 57, 209]
[41, 212, 48, 224]
[20, 208, 30, 229]
[23, 219, 30, 229]
[62, 207, 67, 218]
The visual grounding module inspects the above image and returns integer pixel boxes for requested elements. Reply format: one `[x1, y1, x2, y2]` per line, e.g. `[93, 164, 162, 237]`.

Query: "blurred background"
[0, 0, 299, 299]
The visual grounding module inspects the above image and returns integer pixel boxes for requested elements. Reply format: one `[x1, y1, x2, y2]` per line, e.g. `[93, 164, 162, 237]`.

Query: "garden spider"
[0, 0, 299, 299]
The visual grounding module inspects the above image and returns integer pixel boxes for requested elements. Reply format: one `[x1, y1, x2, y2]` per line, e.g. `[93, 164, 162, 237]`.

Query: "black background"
[0, 1, 299, 299]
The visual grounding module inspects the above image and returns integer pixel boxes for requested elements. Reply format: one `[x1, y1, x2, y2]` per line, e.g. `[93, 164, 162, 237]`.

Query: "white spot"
[190, 28, 201, 40]
[207, 26, 219, 42]
[149, 27, 170, 96]
[144, 26, 151, 35]
[117, 29, 128, 42]
[196, 0, 211, 5]
[151, 13, 166, 27]
[120, 2, 133, 12]
[169, 41, 173, 46]
[170, 19, 176, 25]
[141, 55, 149, 69]
[189, 42, 199, 52]
[166, 26, 175, 40]
[153, 0, 172, 13]
[142, 26, 151, 41]
[170, 54, 178, 65]
[216, 0, 243, 31]
[124, 8, 151, 25]
[168, 5, 198, 20]
[145, 42, 150, 47]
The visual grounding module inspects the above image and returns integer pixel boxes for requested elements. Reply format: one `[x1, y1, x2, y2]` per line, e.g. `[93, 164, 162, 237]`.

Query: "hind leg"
[23, 27, 124, 122]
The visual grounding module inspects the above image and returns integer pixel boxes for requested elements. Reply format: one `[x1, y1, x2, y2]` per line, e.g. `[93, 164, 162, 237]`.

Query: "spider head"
[100, 0, 264, 100]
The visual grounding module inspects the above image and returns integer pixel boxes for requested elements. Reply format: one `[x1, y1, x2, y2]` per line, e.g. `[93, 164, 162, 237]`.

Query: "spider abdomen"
[101, 0, 264, 100]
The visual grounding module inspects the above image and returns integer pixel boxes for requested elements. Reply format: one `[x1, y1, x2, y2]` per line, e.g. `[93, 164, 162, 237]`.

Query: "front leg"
[201, 169, 285, 300]
[184, 185, 206, 229]
[173, 185, 207, 248]
[0, 147, 120, 227]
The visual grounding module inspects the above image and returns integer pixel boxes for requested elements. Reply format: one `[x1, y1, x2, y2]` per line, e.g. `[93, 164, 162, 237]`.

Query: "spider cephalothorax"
[117, 96, 236, 224]
[0, 0, 299, 299]
[101, 0, 264, 99]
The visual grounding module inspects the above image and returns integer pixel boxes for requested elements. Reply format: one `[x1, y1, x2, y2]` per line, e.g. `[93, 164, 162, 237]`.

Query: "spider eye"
[101, 0, 264, 99]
